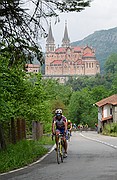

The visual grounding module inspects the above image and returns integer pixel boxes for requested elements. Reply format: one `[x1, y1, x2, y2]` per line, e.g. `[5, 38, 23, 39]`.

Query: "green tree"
[0, 54, 29, 146]
[68, 86, 111, 127]
[68, 89, 93, 125]
[41, 79, 73, 120]
[90, 85, 110, 102]
[104, 53, 117, 74]
[0, 54, 52, 148]
[111, 73, 117, 94]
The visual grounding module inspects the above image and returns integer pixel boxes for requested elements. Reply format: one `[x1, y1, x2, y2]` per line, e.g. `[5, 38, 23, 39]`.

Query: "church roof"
[50, 60, 62, 65]
[83, 53, 94, 57]
[62, 24, 70, 42]
[73, 47, 82, 52]
[55, 47, 66, 53]
[46, 23, 55, 43]
[55, 46, 82, 53]
[62, 21, 70, 47]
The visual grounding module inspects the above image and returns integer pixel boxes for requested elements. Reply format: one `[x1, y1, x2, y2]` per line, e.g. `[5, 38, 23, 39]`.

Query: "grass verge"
[0, 135, 55, 174]
[102, 123, 117, 137]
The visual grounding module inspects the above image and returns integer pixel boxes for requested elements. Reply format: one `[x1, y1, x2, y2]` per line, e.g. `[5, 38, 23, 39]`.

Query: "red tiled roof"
[83, 53, 94, 57]
[51, 60, 62, 65]
[55, 47, 66, 53]
[55, 46, 82, 53]
[95, 94, 117, 107]
[26, 64, 40, 68]
[73, 47, 82, 52]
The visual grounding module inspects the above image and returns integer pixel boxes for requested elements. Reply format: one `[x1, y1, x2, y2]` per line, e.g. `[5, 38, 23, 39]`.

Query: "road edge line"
[0, 144, 56, 176]
[80, 133, 117, 149]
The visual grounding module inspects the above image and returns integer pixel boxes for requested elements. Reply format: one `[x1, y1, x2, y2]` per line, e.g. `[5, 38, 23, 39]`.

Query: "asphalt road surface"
[1, 131, 117, 180]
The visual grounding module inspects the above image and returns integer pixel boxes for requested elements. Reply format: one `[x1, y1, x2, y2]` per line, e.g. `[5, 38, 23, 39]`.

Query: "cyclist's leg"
[60, 129, 68, 157]
[55, 129, 60, 149]
[70, 129, 72, 136]
[64, 138, 67, 153]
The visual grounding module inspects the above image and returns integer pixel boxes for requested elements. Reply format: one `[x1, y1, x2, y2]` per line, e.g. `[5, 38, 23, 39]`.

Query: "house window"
[110, 108, 112, 115]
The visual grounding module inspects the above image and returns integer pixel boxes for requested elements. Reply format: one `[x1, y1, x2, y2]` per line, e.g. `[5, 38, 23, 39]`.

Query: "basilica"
[44, 22, 100, 83]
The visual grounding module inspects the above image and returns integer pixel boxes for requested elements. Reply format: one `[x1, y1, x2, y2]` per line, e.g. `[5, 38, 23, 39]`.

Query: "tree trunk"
[21, 119, 26, 139]
[11, 117, 16, 144]
[17, 118, 21, 141]
[32, 121, 43, 140]
[0, 123, 6, 150]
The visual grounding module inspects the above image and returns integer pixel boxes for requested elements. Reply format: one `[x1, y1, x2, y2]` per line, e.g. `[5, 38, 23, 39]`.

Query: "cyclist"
[52, 109, 68, 158]
[67, 120, 72, 136]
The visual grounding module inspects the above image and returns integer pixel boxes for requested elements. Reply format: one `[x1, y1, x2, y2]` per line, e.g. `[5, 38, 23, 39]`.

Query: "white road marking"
[80, 133, 117, 149]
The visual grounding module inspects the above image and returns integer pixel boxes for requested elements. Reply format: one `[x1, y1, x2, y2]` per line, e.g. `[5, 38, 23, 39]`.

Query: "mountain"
[71, 27, 117, 73]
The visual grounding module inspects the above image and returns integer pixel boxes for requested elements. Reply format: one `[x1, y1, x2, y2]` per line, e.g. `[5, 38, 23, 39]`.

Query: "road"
[1, 131, 117, 180]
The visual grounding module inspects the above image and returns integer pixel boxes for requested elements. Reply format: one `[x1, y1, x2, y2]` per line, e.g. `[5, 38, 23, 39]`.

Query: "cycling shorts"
[56, 128, 65, 134]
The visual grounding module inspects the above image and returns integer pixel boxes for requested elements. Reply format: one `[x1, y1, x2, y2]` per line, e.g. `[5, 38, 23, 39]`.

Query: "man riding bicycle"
[52, 109, 68, 158]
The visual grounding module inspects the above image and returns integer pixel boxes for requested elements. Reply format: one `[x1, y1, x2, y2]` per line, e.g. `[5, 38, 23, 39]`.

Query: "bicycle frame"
[56, 133, 64, 164]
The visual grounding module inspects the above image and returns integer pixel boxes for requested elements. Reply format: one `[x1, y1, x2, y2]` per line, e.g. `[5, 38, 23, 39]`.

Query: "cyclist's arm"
[52, 119, 56, 134]
[64, 121, 67, 133]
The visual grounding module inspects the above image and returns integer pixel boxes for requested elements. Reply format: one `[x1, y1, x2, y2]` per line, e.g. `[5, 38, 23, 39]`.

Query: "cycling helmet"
[55, 109, 62, 115]
[68, 120, 71, 123]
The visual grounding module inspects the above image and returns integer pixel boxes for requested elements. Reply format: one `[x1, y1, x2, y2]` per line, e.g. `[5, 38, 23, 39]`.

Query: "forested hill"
[71, 27, 117, 73]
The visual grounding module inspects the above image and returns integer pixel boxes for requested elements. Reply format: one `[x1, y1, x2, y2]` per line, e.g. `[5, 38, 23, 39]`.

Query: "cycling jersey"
[67, 122, 72, 129]
[53, 115, 67, 130]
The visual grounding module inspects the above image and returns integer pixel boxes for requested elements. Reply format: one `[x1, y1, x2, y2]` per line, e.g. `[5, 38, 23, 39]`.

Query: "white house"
[95, 94, 117, 133]
[25, 64, 40, 73]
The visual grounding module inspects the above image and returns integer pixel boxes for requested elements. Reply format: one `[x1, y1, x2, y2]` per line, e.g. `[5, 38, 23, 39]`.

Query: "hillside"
[71, 27, 117, 73]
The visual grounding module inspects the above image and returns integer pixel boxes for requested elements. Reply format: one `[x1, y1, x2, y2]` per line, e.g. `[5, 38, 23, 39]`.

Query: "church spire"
[62, 21, 70, 47]
[46, 21, 55, 52]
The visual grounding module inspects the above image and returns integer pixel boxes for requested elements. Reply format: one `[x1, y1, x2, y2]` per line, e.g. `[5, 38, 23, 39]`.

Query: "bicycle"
[52, 133, 64, 164]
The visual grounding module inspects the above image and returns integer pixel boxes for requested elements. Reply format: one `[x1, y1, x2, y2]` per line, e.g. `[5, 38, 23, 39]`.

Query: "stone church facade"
[44, 22, 100, 83]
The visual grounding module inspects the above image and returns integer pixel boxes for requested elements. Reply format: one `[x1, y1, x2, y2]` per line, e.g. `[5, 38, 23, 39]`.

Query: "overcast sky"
[40, 0, 117, 51]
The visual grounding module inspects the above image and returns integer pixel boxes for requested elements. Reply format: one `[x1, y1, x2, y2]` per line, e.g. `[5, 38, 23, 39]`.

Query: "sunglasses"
[56, 113, 61, 116]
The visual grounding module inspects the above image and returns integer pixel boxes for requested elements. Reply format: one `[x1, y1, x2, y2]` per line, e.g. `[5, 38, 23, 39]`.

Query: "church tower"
[46, 22, 55, 52]
[62, 21, 70, 47]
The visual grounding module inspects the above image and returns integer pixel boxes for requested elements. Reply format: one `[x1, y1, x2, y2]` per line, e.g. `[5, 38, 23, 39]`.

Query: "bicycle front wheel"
[60, 143, 63, 163]
[56, 144, 61, 164]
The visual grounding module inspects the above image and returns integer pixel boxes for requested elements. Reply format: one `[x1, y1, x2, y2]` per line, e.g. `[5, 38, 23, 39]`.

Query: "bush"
[103, 123, 117, 136]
